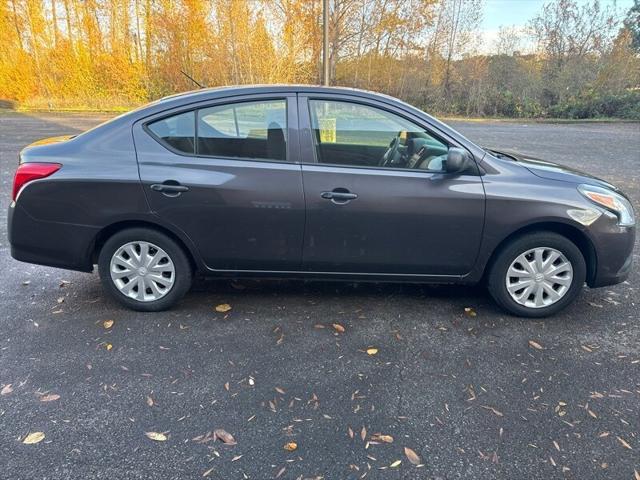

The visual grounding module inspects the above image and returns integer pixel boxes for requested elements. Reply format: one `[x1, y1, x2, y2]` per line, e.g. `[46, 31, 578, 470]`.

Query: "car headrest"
[406, 137, 428, 157]
[267, 122, 285, 161]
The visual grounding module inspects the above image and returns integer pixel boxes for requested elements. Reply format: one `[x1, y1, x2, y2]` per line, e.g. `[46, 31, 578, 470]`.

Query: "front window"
[308, 100, 449, 171]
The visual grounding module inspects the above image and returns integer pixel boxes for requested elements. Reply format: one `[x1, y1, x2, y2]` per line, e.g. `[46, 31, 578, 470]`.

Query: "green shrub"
[547, 91, 640, 119]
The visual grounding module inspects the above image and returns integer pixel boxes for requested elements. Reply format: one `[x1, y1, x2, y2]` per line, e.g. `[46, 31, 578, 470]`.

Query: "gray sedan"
[7, 85, 636, 317]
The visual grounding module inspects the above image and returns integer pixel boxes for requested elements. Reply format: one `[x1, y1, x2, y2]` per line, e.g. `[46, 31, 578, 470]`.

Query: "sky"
[478, 0, 635, 53]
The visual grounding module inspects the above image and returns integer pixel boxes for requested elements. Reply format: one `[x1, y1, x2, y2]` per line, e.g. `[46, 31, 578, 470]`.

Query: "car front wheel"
[487, 232, 586, 318]
[98, 227, 192, 311]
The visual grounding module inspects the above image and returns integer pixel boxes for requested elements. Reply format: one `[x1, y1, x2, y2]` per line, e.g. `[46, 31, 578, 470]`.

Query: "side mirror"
[445, 148, 471, 173]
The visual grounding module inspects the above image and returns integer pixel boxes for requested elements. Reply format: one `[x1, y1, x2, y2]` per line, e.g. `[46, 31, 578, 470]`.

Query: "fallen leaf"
[284, 441, 297, 451]
[617, 436, 632, 450]
[481, 405, 504, 417]
[22, 280, 30, 286]
[464, 307, 477, 317]
[231, 455, 243, 462]
[40, 394, 60, 402]
[528, 340, 543, 350]
[366, 348, 378, 356]
[332, 323, 345, 333]
[145, 432, 167, 441]
[202, 467, 215, 477]
[390, 460, 402, 468]
[215, 304, 232, 313]
[23, 432, 45, 444]
[634, 469, 640, 480]
[1, 384, 13, 395]
[103, 320, 114, 329]
[275, 387, 286, 395]
[404, 447, 421, 465]
[371, 434, 393, 443]
[105, 343, 113, 351]
[360, 426, 367, 441]
[213, 429, 236, 445]
[146, 396, 154, 407]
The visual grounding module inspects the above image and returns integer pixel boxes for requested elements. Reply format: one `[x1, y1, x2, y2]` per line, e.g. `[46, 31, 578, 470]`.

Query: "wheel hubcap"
[505, 247, 573, 309]
[110, 241, 175, 302]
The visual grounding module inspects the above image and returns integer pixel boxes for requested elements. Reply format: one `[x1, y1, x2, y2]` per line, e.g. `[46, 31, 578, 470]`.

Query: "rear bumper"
[8, 203, 98, 272]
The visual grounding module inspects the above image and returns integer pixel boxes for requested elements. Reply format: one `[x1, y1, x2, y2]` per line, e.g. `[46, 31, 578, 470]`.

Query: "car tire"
[98, 227, 192, 312]
[487, 232, 586, 318]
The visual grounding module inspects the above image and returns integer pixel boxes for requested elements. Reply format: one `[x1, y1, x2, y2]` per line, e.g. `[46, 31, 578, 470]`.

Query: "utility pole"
[322, 0, 330, 86]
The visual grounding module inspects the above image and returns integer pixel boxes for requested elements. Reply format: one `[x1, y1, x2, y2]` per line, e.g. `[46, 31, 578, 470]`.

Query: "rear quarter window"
[147, 111, 195, 154]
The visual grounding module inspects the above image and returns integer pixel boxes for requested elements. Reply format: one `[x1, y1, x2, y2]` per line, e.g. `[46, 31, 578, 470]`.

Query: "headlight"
[578, 184, 635, 226]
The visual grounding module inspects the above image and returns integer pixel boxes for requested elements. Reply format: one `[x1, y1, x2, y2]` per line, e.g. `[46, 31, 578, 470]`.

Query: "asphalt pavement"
[0, 112, 638, 479]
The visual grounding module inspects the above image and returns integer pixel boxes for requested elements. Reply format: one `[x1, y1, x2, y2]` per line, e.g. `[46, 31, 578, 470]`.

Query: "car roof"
[162, 83, 380, 100]
[86, 84, 485, 161]
[159, 84, 395, 103]
[148, 83, 437, 129]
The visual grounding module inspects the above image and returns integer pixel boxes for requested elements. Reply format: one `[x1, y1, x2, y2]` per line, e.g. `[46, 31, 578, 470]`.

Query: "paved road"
[0, 112, 638, 479]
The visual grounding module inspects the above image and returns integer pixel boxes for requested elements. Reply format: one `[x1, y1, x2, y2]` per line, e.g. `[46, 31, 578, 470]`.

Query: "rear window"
[197, 100, 287, 161]
[148, 111, 195, 154]
[146, 100, 288, 161]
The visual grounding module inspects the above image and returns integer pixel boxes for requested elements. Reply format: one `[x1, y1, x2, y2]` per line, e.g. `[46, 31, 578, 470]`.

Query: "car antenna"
[180, 70, 206, 89]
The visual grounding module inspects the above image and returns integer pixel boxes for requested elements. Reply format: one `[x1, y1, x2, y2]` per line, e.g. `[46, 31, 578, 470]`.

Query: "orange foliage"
[0, 0, 324, 109]
[1, 0, 637, 116]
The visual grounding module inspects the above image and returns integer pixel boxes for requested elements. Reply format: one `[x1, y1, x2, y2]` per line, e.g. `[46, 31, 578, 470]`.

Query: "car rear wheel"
[487, 232, 586, 318]
[98, 228, 192, 311]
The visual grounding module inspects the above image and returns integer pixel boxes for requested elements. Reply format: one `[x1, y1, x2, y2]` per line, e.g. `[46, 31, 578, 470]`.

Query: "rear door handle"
[320, 190, 358, 204]
[150, 182, 189, 196]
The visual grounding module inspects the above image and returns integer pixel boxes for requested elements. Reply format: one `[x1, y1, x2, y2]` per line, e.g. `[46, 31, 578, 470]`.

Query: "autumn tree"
[623, 0, 640, 51]
[0, 0, 637, 118]
[529, 0, 617, 106]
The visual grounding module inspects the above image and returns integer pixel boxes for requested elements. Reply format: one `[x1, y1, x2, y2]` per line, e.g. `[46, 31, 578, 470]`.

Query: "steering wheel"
[379, 131, 405, 167]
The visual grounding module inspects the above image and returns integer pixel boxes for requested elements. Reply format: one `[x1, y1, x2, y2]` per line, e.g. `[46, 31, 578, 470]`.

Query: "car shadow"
[192, 276, 485, 298]
[186, 276, 500, 315]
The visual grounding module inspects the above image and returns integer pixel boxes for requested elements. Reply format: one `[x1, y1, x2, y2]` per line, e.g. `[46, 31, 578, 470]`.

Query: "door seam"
[296, 93, 308, 271]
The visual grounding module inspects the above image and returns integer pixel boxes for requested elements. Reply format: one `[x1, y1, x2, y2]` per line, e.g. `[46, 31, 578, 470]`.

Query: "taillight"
[12, 163, 62, 201]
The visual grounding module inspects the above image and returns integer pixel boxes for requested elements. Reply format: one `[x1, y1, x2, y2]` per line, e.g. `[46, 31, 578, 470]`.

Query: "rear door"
[133, 94, 305, 272]
[298, 95, 485, 276]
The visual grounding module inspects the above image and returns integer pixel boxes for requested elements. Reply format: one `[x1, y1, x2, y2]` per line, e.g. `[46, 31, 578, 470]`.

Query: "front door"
[134, 95, 305, 271]
[299, 96, 485, 276]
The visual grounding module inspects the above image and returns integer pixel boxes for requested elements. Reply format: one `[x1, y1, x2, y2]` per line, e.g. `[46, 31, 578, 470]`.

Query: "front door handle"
[320, 189, 358, 204]
[150, 182, 189, 196]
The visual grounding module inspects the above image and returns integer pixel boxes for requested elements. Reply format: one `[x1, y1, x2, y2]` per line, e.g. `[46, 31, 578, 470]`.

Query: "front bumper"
[587, 212, 635, 288]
